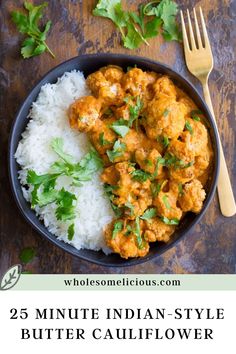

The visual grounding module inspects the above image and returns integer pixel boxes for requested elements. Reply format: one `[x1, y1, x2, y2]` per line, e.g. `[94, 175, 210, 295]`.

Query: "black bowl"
[8, 54, 220, 267]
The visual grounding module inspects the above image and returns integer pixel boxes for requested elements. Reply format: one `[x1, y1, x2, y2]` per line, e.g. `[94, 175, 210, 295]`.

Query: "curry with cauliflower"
[68, 65, 213, 259]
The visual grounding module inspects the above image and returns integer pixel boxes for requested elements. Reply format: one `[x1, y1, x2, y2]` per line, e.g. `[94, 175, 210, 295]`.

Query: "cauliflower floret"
[135, 148, 164, 177]
[104, 219, 149, 259]
[144, 218, 175, 243]
[153, 182, 182, 220]
[99, 83, 124, 106]
[144, 96, 187, 139]
[69, 96, 101, 132]
[122, 68, 152, 97]
[100, 65, 124, 83]
[178, 179, 206, 213]
[153, 76, 177, 99]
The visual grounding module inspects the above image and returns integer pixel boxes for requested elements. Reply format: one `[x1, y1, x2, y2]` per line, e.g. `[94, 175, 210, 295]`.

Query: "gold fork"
[180, 7, 236, 217]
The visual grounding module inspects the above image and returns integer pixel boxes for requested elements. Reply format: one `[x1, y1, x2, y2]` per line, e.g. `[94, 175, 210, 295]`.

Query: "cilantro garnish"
[26, 138, 103, 239]
[106, 140, 126, 162]
[159, 135, 169, 148]
[161, 216, 179, 225]
[67, 223, 75, 241]
[151, 180, 167, 197]
[162, 195, 171, 210]
[131, 169, 152, 182]
[99, 133, 111, 146]
[163, 108, 170, 117]
[124, 200, 135, 216]
[123, 22, 149, 49]
[124, 225, 133, 236]
[152, 157, 165, 179]
[134, 217, 143, 249]
[110, 119, 130, 137]
[103, 184, 123, 217]
[151, 181, 162, 197]
[143, 0, 181, 41]
[185, 120, 194, 135]
[145, 159, 153, 167]
[112, 220, 123, 239]
[93, 0, 181, 49]
[123, 96, 143, 129]
[55, 188, 76, 222]
[11, 1, 55, 59]
[190, 110, 202, 121]
[140, 208, 157, 220]
[131, 157, 164, 182]
[51, 138, 75, 164]
[164, 152, 194, 170]
[19, 247, 36, 264]
[185, 120, 194, 134]
[178, 183, 183, 196]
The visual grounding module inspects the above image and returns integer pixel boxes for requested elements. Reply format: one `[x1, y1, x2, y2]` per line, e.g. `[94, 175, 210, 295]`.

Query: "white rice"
[15, 70, 114, 253]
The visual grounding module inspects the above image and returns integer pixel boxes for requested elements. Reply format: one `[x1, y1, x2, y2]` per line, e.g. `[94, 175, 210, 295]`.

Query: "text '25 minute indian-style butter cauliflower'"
[68, 65, 213, 259]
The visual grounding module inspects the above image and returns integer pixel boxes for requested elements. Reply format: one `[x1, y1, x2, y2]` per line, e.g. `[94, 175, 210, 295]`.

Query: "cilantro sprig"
[99, 132, 111, 146]
[103, 184, 123, 217]
[93, 0, 181, 50]
[26, 138, 103, 240]
[106, 139, 126, 162]
[140, 208, 157, 221]
[112, 220, 124, 239]
[11, 1, 55, 59]
[110, 119, 130, 137]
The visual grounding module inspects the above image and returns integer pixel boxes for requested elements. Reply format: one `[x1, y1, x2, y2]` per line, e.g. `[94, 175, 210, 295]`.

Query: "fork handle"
[202, 81, 236, 217]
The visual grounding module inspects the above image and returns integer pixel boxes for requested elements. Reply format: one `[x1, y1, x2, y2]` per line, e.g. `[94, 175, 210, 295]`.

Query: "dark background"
[0, 0, 235, 274]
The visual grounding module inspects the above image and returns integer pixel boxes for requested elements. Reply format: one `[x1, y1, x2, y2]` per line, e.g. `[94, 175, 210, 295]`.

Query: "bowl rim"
[8, 53, 220, 267]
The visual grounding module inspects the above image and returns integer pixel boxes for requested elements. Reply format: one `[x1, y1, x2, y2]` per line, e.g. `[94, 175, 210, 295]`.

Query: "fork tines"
[180, 7, 210, 51]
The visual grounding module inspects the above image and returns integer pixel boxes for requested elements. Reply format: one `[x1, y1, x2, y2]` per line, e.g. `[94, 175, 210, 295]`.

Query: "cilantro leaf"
[159, 135, 169, 148]
[140, 208, 157, 220]
[67, 223, 75, 241]
[104, 184, 123, 217]
[144, 17, 162, 39]
[185, 120, 194, 135]
[11, 1, 55, 58]
[151, 180, 168, 197]
[123, 96, 143, 129]
[151, 181, 162, 197]
[131, 169, 152, 182]
[160, 0, 181, 41]
[163, 108, 170, 117]
[152, 156, 165, 179]
[110, 119, 129, 137]
[106, 140, 126, 162]
[161, 216, 179, 225]
[163, 152, 194, 170]
[134, 217, 143, 249]
[51, 138, 75, 165]
[21, 37, 37, 58]
[93, 1, 148, 49]
[162, 195, 171, 209]
[190, 110, 202, 121]
[124, 200, 135, 216]
[112, 220, 123, 239]
[77, 148, 103, 176]
[93, 0, 128, 37]
[123, 22, 145, 49]
[143, 0, 181, 42]
[99, 132, 111, 146]
[178, 183, 183, 196]
[55, 188, 76, 221]
[26, 139, 103, 234]
[124, 225, 133, 236]
[19, 247, 36, 264]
